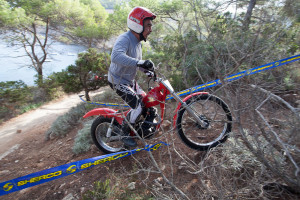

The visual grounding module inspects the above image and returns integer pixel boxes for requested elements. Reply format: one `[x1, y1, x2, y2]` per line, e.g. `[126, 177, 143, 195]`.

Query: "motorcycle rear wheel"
[176, 94, 232, 151]
[91, 116, 124, 154]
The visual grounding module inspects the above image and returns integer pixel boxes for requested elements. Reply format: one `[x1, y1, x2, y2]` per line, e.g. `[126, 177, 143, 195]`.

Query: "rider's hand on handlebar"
[145, 70, 154, 78]
[137, 60, 154, 71]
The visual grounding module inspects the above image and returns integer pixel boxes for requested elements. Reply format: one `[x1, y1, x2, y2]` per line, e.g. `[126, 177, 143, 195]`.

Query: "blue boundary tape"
[81, 54, 299, 105]
[0, 142, 168, 196]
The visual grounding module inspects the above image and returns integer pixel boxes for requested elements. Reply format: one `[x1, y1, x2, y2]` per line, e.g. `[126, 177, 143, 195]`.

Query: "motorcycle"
[82, 68, 232, 154]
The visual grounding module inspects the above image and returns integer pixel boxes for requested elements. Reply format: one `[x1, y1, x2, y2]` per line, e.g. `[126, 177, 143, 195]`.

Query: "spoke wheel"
[91, 116, 124, 154]
[176, 94, 232, 151]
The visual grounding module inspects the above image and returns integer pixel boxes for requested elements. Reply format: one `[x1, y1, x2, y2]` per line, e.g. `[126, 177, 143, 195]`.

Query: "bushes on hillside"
[0, 78, 65, 124]
[72, 119, 93, 155]
[45, 89, 120, 141]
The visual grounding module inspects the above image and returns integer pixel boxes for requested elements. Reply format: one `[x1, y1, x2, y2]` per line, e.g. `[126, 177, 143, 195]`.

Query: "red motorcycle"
[82, 69, 232, 154]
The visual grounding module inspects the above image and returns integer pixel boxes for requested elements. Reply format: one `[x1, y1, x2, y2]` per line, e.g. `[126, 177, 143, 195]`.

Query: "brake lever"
[153, 71, 157, 81]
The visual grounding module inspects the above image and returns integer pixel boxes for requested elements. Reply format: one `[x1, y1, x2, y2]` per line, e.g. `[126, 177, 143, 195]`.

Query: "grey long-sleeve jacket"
[108, 31, 142, 85]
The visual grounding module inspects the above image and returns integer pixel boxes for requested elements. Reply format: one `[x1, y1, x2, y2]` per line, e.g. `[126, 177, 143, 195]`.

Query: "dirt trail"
[0, 93, 83, 156]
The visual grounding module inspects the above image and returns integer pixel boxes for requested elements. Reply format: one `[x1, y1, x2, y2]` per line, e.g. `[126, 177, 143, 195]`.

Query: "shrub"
[82, 179, 112, 200]
[45, 102, 89, 140]
[82, 179, 154, 200]
[54, 48, 110, 101]
[0, 80, 31, 122]
[72, 119, 93, 155]
[45, 88, 120, 140]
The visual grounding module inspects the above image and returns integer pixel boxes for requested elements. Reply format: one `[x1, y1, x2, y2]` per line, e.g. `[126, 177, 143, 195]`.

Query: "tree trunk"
[85, 89, 91, 101]
[22, 19, 49, 86]
[243, 0, 257, 31]
[36, 63, 43, 86]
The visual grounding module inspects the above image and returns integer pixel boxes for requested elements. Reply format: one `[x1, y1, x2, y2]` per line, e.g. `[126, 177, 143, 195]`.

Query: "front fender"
[172, 92, 209, 128]
[83, 108, 130, 125]
[83, 108, 117, 118]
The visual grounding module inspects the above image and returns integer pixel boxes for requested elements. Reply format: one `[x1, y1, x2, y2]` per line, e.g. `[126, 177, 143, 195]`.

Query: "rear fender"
[83, 108, 129, 125]
[172, 92, 209, 128]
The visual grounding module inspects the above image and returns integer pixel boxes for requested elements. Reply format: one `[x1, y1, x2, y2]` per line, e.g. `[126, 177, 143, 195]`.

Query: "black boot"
[121, 122, 137, 148]
[141, 107, 157, 138]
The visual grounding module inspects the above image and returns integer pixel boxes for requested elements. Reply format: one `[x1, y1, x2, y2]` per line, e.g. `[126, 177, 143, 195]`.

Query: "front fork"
[164, 85, 209, 128]
[176, 97, 209, 128]
[106, 117, 115, 138]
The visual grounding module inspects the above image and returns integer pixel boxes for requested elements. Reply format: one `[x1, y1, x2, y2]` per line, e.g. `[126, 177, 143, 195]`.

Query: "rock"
[0, 170, 10, 176]
[178, 162, 187, 169]
[37, 162, 45, 168]
[0, 144, 20, 161]
[49, 132, 56, 140]
[62, 193, 75, 200]
[296, 100, 300, 108]
[59, 183, 66, 189]
[16, 130, 22, 134]
[57, 141, 63, 145]
[162, 120, 172, 128]
[269, 118, 286, 128]
[127, 182, 136, 190]
[19, 187, 32, 194]
[156, 177, 163, 182]
[153, 177, 163, 188]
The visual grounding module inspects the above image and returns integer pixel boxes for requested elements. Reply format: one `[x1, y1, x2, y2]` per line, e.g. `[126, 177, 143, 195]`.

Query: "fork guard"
[172, 92, 209, 128]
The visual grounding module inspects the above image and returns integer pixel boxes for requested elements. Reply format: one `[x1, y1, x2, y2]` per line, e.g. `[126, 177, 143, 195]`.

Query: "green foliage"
[72, 119, 93, 154]
[53, 69, 82, 94]
[0, 80, 30, 121]
[37, 74, 65, 100]
[143, 0, 300, 91]
[107, 3, 130, 33]
[45, 0, 111, 47]
[0, 80, 31, 104]
[0, 80, 64, 123]
[82, 178, 154, 200]
[45, 102, 89, 139]
[220, 126, 298, 195]
[82, 179, 112, 200]
[55, 48, 110, 100]
[223, 131, 265, 171]
[2, 0, 299, 95]
[0, 0, 27, 27]
[19, 102, 43, 114]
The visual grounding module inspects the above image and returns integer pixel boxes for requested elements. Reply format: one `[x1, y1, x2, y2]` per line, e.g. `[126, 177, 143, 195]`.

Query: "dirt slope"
[0, 86, 231, 200]
[0, 89, 120, 200]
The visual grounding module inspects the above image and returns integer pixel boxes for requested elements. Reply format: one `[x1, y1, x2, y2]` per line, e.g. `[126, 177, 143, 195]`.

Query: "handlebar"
[153, 70, 157, 81]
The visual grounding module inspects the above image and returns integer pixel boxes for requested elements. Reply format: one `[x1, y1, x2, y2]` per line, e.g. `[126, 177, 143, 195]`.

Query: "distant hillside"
[99, 0, 117, 9]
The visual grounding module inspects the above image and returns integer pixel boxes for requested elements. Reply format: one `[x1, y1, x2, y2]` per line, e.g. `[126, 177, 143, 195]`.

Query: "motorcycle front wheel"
[176, 94, 232, 151]
[91, 116, 124, 154]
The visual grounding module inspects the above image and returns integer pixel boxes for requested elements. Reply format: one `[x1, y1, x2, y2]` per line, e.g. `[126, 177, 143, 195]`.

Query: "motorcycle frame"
[83, 79, 209, 131]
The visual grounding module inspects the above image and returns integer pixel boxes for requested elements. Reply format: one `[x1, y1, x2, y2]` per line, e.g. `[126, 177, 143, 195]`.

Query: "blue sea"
[0, 36, 87, 86]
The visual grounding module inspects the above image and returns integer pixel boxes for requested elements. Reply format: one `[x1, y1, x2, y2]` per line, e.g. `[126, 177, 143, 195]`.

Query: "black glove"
[137, 60, 154, 71]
